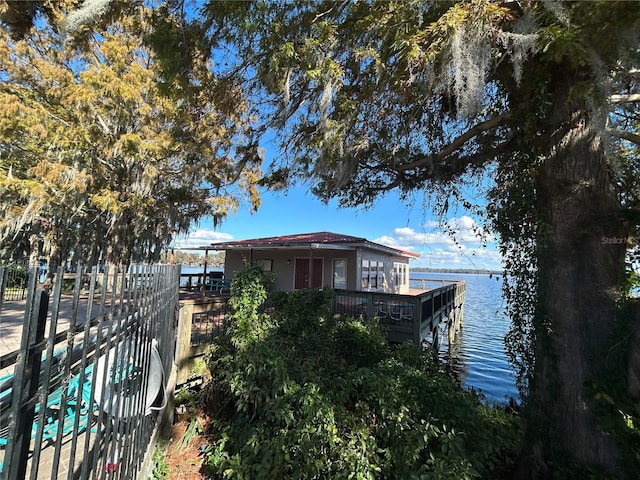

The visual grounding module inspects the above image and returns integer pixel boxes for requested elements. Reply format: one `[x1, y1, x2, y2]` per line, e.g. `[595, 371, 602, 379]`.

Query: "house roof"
[208, 231, 420, 259]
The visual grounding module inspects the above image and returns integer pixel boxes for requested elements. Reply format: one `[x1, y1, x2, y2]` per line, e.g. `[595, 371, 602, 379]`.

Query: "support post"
[176, 302, 193, 385]
[0, 267, 5, 313]
[3, 287, 48, 480]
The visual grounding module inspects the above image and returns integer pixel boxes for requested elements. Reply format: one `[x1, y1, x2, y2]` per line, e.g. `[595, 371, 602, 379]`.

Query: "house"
[209, 231, 420, 294]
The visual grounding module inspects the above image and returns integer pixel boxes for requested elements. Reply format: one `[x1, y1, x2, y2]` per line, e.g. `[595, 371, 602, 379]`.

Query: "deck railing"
[179, 272, 226, 292]
[173, 281, 466, 386]
[333, 281, 466, 346]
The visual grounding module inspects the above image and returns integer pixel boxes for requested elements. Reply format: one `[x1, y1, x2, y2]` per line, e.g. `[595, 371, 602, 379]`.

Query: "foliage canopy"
[0, 1, 261, 267]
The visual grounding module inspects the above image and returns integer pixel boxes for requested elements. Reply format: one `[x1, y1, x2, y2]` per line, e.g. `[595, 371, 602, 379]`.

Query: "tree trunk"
[28, 234, 40, 267]
[628, 300, 640, 400]
[525, 77, 628, 476]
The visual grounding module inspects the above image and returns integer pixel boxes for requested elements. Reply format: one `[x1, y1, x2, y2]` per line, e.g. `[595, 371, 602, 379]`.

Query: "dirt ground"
[163, 413, 211, 480]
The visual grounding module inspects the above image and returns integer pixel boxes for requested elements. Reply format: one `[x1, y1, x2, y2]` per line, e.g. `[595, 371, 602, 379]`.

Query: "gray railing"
[0, 263, 180, 480]
[333, 282, 466, 346]
[179, 272, 225, 292]
[172, 282, 466, 388]
[172, 281, 466, 379]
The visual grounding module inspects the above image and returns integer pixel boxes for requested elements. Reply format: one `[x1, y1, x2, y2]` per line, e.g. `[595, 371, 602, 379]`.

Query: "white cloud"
[416, 246, 503, 270]
[172, 229, 233, 249]
[375, 227, 450, 250]
[375, 216, 501, 270]
[443, 215, 493, 243]
[375, 216, 490, 249]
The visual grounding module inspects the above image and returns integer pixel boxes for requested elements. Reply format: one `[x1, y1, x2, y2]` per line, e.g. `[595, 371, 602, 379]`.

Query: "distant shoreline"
[183, 265, 503, 275]
[412, 267, 503, 276]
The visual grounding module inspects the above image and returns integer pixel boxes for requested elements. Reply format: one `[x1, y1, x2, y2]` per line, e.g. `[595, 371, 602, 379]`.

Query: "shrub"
[205, 265, 521, 479]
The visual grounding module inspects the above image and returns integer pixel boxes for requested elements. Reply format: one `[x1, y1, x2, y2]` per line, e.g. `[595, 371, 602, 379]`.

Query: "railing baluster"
[29, 266, 63, 480]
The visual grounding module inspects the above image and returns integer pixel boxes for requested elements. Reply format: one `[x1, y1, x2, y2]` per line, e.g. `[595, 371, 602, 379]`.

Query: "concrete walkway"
[0, 299, 26, 360]
[1, 296, 93, 376]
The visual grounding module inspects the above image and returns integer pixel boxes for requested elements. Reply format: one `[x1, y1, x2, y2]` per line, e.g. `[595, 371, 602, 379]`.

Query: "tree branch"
[607, 128, 640, 146]
[396, 113, 510, 172]
[610, 94, 640, 104]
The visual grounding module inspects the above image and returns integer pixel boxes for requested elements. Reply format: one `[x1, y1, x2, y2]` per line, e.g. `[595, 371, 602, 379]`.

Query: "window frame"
[333, 258, 347, 289]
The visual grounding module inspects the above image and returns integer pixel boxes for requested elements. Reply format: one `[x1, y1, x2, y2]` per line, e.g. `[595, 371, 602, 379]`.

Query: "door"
[294, 258, 323, 289]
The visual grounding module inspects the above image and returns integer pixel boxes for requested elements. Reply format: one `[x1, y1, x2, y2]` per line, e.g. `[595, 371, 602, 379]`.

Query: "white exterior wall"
[223, 250, 296, 290]
[223, 247, 411, 293]
[355, 249, 411, 294]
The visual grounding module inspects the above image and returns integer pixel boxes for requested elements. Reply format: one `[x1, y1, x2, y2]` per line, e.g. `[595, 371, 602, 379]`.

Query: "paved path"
[1, 296, 91, 377]
[1, 289, 208, 360]
[0, 300, 25, 359]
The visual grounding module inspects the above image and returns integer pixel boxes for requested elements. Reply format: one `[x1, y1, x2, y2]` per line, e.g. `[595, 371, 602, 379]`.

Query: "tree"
[189, 1, 637, 477]
[0, 1, 261, 269]
[2, 0, 639, 477]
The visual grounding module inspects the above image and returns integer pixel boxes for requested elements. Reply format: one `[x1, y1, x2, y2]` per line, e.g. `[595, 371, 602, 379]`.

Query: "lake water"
[411, 272, 519, 405]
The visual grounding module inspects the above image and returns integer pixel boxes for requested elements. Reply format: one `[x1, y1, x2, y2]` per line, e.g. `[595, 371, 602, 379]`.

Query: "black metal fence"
[0, 265, 30, 305]
[0, 263, 180, 480]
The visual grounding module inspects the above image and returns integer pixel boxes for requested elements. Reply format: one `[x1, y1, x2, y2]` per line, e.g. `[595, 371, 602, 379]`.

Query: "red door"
[294, 258, 323, 289]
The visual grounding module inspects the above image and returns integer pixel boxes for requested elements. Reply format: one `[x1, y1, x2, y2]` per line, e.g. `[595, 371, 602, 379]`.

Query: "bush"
[205, 265, 521, 479]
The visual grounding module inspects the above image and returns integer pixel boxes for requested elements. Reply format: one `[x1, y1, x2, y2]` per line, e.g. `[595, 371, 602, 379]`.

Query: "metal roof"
[207, 231, 420, 258]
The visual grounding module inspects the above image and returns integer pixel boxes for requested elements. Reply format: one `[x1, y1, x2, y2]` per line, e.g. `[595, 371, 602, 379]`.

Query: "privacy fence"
[0, 264, 180, 480]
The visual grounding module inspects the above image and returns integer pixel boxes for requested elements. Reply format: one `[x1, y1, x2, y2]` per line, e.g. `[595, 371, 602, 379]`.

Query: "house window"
[255, 259, 272, 271]
[361, 260, 369, 289]
[361, 259, 384, 290]
[333, 259, 346, 289]
[393, 262, 408, 288]
[370, 261, 378, 288]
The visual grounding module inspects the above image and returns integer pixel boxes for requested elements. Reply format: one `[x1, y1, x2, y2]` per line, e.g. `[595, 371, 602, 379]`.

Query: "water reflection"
[440, 332, 469, 390]
[412, 272, 520, 405]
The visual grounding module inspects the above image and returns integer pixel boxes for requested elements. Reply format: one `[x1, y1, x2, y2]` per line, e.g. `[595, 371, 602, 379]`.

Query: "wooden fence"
[0, 264, 179, 480]
[175, 295, 231, 385]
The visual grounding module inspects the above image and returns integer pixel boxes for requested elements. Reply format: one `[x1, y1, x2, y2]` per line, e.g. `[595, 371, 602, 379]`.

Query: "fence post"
[176, 302, 193, 385]
[3, 288, 48, 480]
[0, 267, 5, 314]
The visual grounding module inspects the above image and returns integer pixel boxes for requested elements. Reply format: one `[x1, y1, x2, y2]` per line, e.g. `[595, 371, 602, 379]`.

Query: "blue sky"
[162, 3, 502, 271]
[172, 183, 503, 271]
